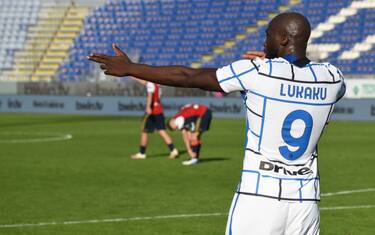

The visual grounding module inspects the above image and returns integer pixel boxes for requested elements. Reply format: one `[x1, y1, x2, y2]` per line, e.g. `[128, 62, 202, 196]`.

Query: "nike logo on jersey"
[259, 161, 313, 176]
[280, 84, 327, 100]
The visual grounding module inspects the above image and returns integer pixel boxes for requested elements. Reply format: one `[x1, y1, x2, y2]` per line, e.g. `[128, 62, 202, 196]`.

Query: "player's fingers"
[242, 51, 265, 57]
[242, 54, 258, 59]
[87, 53, 110, 62]
[242, 52, 266, 59]
[244, 51, 265, 55]
[87, 56, 108, 64]
[112, 43, 126, 56]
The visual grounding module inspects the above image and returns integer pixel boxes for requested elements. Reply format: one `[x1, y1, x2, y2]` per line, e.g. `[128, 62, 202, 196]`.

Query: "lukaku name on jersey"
[280, 84, 327, 100]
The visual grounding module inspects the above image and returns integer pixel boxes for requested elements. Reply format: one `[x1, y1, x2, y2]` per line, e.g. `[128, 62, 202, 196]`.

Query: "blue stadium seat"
[59, 0, 287, 80]
[59, 0, 375, 80]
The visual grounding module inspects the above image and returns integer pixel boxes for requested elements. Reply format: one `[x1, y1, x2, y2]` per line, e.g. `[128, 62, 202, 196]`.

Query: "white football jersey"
[216, 57, 346, 202]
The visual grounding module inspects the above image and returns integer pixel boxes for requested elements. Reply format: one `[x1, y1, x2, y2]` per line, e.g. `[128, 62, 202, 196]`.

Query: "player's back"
[245, 58, 344, 165]
[216, 57, 346, 201]
[146, 82, 163, 114]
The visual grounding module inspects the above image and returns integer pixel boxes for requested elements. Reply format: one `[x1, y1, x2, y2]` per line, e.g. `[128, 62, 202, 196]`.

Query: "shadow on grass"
[146, 152, 229, 163]
[147, 150, 188, 158]
[199, 157, 230, 163]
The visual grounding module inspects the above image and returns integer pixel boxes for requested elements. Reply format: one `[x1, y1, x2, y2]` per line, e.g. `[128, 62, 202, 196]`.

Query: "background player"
[131, 80, 178, 160]
[168, 103, 212, 165]
[89, 12, 346, 235]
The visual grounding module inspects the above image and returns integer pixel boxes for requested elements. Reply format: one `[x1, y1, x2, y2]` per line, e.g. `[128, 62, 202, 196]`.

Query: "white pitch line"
[1, 205, 375, 229]
[0, 213, 226, 229]
[320, 205, 375, 211]
[321, 188, 375, 197]
[0, 133, 73, 143]
[0, 189, 374, 229]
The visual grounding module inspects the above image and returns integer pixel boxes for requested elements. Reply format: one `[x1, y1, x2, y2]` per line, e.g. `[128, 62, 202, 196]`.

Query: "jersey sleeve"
[328, 65, 346, 102]
[146, 82, 155, 93]
[216, 59, 258, 93]
[336, 69, 346, 101]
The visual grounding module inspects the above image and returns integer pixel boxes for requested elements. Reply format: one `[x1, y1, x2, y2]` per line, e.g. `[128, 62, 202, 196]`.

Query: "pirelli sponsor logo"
[259, 160, 312, 176]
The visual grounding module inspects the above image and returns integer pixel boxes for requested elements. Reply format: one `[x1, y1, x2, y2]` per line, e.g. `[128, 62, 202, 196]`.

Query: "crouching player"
[168, 104, 212, 165]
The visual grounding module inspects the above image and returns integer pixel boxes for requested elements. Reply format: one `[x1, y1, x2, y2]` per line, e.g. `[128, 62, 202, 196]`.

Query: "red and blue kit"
[147, 82, 164, 115]
[173, 104, 212, 132]
[143, 82, 166, 133]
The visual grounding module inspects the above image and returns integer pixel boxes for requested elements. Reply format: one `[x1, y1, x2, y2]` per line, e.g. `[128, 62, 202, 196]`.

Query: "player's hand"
[87, 43, 132, 77]
[242, 51, 266, 59]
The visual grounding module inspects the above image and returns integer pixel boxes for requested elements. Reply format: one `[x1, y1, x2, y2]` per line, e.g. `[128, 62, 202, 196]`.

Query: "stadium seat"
[53, 0, 375, 81]
[58, 0, 289, 81]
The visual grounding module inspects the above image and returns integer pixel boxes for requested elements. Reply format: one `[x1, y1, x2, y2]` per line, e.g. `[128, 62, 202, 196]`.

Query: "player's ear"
[280, 34, 289, 47]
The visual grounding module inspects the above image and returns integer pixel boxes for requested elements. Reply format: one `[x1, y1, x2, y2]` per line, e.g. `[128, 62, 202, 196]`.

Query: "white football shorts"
[225, 193, 320, 235]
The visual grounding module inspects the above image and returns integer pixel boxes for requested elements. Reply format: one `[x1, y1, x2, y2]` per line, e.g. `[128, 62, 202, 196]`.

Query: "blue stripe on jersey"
[242, 169, 320, 181]
[219, 65, 257, 84]
[257, 98, 267, 151]
[230, 63, 246, 90]
[299, 180, 303, 202]
[229, 193, 240, 235]
[249, 89, 337, 106]
[268, 59, 272, 76]
[266, 60, 287, 64]
[308, 64, 318, 82]
[241, 169, 261, 193]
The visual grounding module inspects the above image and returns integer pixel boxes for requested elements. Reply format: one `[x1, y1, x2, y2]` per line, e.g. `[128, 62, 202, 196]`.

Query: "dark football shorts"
[142, 113, 166, 133]
[196, 109, 212, 132]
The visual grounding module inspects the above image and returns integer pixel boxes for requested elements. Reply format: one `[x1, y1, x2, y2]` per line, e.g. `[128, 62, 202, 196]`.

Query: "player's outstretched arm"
[88, 44, 223, 92]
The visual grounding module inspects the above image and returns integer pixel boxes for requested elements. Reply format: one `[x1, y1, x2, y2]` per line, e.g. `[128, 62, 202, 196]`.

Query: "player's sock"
[140, 146, 146, 154]
[191, 144, 201, 157]
[167, 143, 175, 152]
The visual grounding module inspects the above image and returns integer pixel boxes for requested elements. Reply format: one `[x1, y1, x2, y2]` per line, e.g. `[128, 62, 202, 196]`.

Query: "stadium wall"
[0, 79, 374, 120]
[0, 95, 243, 118]
[0, 95, 375, 121]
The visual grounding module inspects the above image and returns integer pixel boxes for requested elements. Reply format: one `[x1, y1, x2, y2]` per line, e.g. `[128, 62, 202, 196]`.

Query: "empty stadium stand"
[58, 0, 293, 81]
[0, 0, 89, 81]
[0, 0, 374, 81]
[204, 0, 375, 75]
[0, 0, 41, 78]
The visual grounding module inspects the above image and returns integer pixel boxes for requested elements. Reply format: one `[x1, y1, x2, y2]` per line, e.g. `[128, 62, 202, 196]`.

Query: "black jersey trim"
[250, 59, 259, 71]
[328, 69, 335, 82]
[246, 148, 261, 155]
[237, 191, 320, 202]
[292, 57, 311, 67]
[278, 179, 282, 201]
[258, 72, 342, 84]
[245, 104, 262, 117]
[290, 64, 295, 80]
[245, 148, 316, 167]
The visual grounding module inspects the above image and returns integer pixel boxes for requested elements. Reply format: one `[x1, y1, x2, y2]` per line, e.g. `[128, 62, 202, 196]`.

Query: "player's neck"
[280, 44, 307, 60]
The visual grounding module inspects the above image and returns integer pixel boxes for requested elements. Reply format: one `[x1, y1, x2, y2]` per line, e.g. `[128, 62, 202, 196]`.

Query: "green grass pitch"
[0, 113, 374, 235]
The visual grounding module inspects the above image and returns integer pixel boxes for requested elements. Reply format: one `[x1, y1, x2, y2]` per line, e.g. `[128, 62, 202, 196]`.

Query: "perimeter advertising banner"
[345, 79, 375, 99]
[0, 95, 244, 118]
[0, 95, 374, 120]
